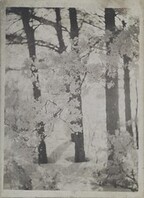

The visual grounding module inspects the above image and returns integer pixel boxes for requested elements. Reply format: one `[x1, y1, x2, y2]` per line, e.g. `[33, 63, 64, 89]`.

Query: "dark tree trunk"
[21, 8, 36, 59]
[69, 8, 79, 39]
[105, 8, 119, 135]
[69, 8, 85, 162]
[105, 9, 119, 183]
[105, 70, 119, 135]
[123, 54, 133, 136]
[135, 80, 139, 149]
[21, 8, 47, 163]
[69, 8, 79, 52]
[38, 139, 48, 164]
[55, 8, 66, 53]
[135, 122, 139, 149]
[21, 8, 41, 101]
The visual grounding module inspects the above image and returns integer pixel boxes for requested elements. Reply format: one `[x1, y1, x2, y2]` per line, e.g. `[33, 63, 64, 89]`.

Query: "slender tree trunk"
[105, 8, 119, 136]
[105, 8, 119, 185]
[135, 80, 139, 149]
[21, 8, 41, 101]
[21, 8, 47, 163]
[55, 8, 66, 53]
[69, 8, 85, 162]
[123, 54, 133, 136]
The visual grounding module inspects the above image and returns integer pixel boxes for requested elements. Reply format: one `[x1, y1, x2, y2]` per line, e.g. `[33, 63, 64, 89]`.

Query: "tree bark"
[105, 8, 119, 183]
[123, 54, 133, 137]
[21, 8, 47, 163]
[105, 8, 119, 135]
[135, 80, 139, 149]
[55, 8, 66, 53]
[21, 9, 36, 59]
[21, 8, 41, 101]
[69, 8, 85, 162]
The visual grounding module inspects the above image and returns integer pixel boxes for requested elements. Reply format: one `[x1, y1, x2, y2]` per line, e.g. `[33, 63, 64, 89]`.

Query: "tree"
[104, 9, 120, 186]
[101, 9, 139, 188]
[21, 8, 48, 163]
[68, 8, 85, 162]
[123, 54, 133, 136]
[105, 8, 119, 136]
[121, 20, 139, 146]
[117, 18, 139, 146]
[21, 8, 41, 98]
[6, 8, 66, 53]
[55, 8, 66, 53]
[135, 79, 139, 149]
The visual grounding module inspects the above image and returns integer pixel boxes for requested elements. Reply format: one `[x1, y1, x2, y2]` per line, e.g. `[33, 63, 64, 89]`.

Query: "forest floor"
[30, 138, 130, 191]
[4, 116, 134, 192]
[4, 130, 132, 191]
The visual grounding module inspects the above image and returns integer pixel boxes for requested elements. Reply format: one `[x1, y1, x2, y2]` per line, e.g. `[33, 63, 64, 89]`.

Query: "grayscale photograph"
[0, 0, 143, 196]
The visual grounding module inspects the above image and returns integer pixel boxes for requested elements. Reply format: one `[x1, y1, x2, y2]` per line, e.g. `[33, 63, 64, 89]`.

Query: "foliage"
[92, 130, 138, 191]
[4, 7, 139, 190]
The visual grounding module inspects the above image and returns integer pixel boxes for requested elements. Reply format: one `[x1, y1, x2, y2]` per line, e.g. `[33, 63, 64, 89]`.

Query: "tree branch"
[31, 15, 56, 28]
[80, 72, 87, 88]
[44, 99, 75, 133]
[61, 26, 70, 34]
[93, 13, 104, 19]
[33, 23, 42, 31]
[35, 40, 59, 52]
[59, 116, 75, 133]
[6, 41, 27, 45]
[83, 19, 104, 30]
[5, 67, 22, 73]
[78, 13, 87, 31]
[80, 38, 103, 60]
[6, 18, 21, 31]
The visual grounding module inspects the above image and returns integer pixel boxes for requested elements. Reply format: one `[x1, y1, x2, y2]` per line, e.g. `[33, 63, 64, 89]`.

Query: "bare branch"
[6, 34, 59, 52]
[59, 116, 75, 133]
[93, 13, 104, 19]
[35, 40, 59, 52]
[80, 72, 87, 88]
[78, 13, 87, 31]
[6, 41, 27, 45]
[32, 14, 69, 36]
[45, 99, 58, 106]
[80, 38, 103, 60]
[44, 99, 75, 132]
[83, 19, 104, 30]
[5, 67, 22, 73]
[33, 23, 42, 31]
[61, 26, 70, 33]
[31, 15, 56, 28]
[6, 33, 26, 43]
[6, 17, 21, 31]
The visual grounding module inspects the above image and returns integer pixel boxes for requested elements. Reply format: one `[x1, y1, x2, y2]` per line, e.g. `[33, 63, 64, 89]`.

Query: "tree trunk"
[105, 71, 119, 135]
[21, 8, 41, 101]
[135, 80, 139, 149]
[55, 8, 66, 53]
[21, 9, 36, 59]
[105, 8, 119, 183]
[69, 8, 85, 162]
[123, 54, 133, 136]
[38, 139, 48, 164]
[105, 8, 119, 135]
[21, 8, 47, 163]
